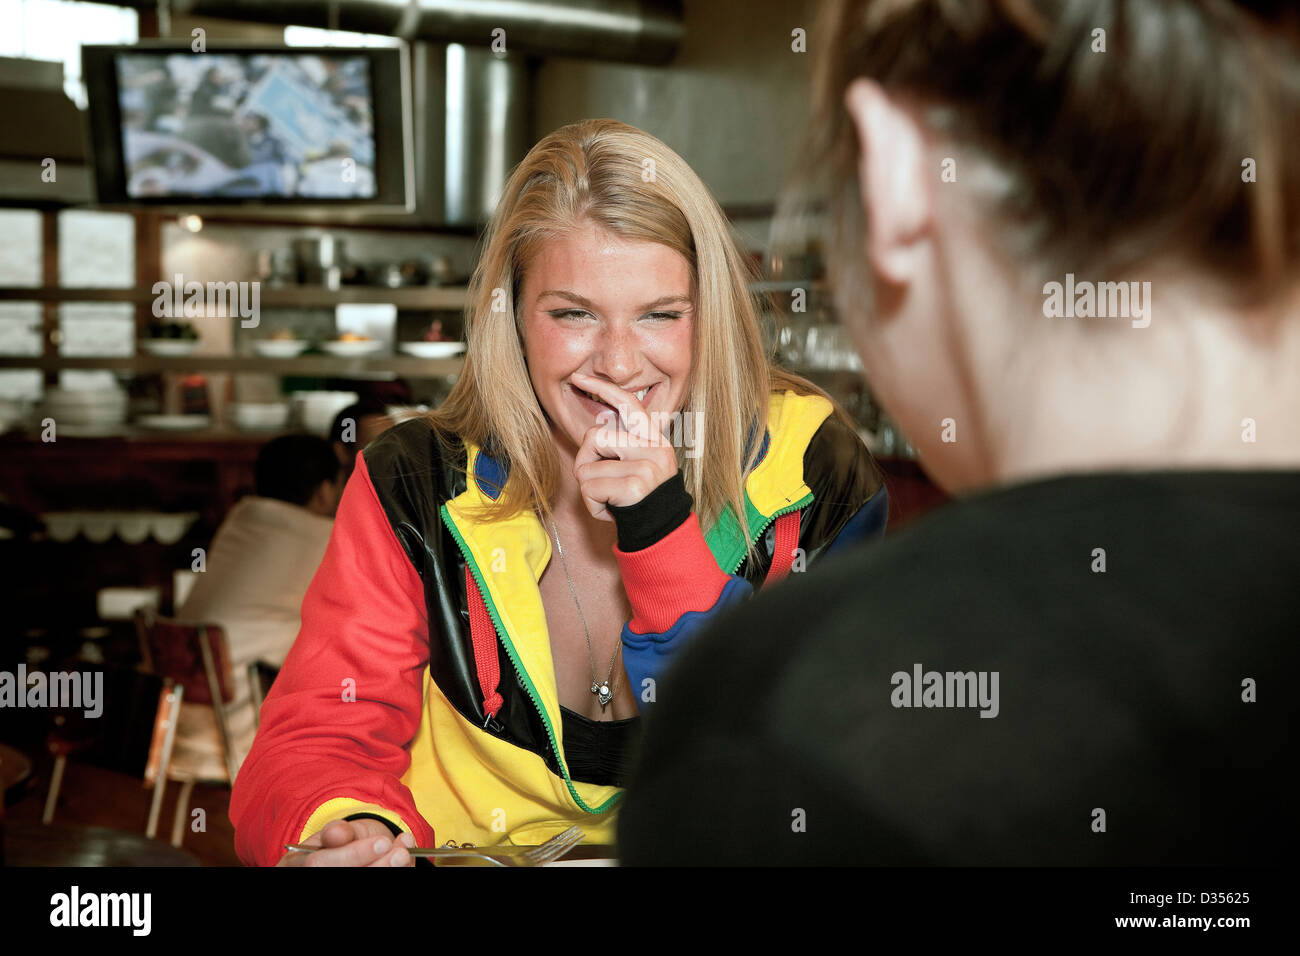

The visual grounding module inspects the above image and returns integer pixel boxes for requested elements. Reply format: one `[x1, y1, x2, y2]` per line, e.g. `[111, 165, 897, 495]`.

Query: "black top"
[561, 705, 642, 788]
[617, 470, 1300, 865]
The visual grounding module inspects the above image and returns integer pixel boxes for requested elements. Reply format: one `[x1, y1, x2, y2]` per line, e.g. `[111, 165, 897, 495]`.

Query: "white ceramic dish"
[43, 512, 83, 543]
[399, 341, 466, 359]
[231, 402, 290, 430]
[253, 339, 309, 358]
[321, 340, 383, 357]
[151, 513, 199, 545]
[291, 390, 359, 436]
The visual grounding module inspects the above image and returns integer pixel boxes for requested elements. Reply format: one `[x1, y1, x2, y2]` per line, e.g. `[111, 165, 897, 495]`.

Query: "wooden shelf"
[0, 285, 470, 309]
[0, 354, 464, 376]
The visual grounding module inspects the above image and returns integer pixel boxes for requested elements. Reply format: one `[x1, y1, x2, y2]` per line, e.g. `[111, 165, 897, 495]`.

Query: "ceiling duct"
[169, 0, 684, 65]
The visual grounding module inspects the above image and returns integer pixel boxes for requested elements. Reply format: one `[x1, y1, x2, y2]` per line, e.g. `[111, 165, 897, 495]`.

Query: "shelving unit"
[0, 280, 469, 377]
[0, 354, 464, 375]
[0, 284, 470, 309]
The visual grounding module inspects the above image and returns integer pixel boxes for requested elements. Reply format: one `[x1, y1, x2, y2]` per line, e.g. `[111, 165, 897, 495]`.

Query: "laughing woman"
[230, 119, 888, 866]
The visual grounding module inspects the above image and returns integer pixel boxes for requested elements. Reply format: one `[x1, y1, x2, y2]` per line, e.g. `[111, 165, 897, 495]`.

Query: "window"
[0, 0, 138, 108]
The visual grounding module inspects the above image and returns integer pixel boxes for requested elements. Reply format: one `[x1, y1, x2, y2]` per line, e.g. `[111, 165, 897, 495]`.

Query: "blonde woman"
[230, 119, 887, 866]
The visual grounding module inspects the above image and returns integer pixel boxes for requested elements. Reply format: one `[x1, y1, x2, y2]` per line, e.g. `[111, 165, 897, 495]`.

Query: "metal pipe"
[165, 0, 683, 64]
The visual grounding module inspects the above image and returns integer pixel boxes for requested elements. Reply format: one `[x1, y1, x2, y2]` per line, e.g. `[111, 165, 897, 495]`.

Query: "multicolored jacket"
[229, 389, 888, 865]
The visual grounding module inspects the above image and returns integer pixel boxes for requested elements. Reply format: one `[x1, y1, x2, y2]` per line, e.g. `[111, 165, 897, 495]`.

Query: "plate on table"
[399, 341, 466, 359]
[136, 414, 211, 431]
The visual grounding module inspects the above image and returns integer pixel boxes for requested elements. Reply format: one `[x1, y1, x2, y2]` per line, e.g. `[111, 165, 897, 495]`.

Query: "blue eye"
[549, 309, 591, 320]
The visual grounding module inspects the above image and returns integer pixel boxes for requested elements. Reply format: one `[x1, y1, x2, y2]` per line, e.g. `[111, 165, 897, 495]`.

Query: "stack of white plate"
[230, 401, 290, 431]
[42, 385, 128, 432]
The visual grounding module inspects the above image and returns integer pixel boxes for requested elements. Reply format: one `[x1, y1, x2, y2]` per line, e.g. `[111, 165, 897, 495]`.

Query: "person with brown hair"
[618, 0, 1300, 864]
[229, 119, 887, 866]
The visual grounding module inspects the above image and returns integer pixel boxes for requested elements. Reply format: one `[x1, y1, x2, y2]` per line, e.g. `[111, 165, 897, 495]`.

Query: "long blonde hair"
[425, 118, 841, 561]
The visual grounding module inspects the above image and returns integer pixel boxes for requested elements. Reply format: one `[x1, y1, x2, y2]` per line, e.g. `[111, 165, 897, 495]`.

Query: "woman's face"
[520, 220, 695, 455]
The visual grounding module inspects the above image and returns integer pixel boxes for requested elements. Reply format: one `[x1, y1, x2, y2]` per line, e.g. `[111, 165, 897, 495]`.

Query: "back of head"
[255, 434, 341, 508]
[330, 399, 394, 448]
[803, 0, 1300, 307]
[787, 0, 1300, 488]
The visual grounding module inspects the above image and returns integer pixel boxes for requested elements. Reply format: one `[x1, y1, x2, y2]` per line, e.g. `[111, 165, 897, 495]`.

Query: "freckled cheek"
[640, 321, 693, 382]
[526, 320, 593, 376]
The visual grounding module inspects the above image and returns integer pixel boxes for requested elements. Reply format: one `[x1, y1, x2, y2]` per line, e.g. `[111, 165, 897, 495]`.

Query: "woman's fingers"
[573, 419, 678, 518]
[318, 820, 359, 847]
[303, 834, 395, 867]
[278, 818, 416, 867]
[569, 371, 647, 434]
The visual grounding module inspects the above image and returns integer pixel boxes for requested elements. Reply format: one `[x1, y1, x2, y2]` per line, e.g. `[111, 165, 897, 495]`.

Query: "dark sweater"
[616, 470, 1300, 865]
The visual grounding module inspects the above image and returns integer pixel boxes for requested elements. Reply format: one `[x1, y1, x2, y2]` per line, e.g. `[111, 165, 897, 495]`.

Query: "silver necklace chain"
[548, 517, 620, 710]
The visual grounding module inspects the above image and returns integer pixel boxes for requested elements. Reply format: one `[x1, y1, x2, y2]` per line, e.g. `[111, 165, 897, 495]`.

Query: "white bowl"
[82, 514, 116, 543]
[321, 340, 383, 357]
[151, 512, 198, 545]
[253, 339, 309, 358]
[231, 402, 290, 430]
[399, 341, 466, 359]
[44, 512, 83, 542]
[292, 390, 359, 435]
[117, 515, 152, 544]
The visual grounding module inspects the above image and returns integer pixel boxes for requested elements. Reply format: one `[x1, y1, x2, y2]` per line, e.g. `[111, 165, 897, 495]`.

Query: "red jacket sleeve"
[229, 450, 437, 865]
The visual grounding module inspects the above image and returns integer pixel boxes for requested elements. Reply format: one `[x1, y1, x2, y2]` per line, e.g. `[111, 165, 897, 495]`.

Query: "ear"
[306, 480, 333, 516]
[844, 78, 932, 287]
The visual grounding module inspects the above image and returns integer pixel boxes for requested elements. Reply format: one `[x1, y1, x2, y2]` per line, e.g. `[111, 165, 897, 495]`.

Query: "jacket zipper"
[439, 503, 621, 816]
[726, 492, 814, 574]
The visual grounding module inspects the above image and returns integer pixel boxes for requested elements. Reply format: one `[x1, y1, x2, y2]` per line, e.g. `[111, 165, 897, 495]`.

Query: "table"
[3, 822, 201, 867]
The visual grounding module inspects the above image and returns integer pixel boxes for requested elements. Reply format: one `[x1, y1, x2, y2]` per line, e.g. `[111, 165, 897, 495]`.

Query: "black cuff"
[607, 470, 693, 552]
[345, 812, 434, 868]
[344, 813, 403, 838]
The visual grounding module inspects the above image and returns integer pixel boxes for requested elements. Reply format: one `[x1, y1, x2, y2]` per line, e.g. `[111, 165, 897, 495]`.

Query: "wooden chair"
[41, 668, 182, 841]
[133, 607, 239, 847]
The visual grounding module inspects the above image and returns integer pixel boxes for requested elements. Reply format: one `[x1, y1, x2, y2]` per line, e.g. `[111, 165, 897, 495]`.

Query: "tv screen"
[84, 44, 412, 209]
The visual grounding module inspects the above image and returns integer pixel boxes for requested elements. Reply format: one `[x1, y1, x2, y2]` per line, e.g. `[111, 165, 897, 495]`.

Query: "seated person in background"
[618, 0, 1300, 865]
[170, 434, 342, 781]
[329, 399, 395, 483]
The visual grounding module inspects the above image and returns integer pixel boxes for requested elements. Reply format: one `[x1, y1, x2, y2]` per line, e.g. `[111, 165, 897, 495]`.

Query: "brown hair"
[794, 0, 1300, 306]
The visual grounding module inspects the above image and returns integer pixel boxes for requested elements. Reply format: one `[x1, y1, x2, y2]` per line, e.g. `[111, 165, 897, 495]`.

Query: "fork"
[283, 824, 586, 867]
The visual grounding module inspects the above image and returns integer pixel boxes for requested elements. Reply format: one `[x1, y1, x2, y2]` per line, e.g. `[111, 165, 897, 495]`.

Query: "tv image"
[84, 44, 412, 210]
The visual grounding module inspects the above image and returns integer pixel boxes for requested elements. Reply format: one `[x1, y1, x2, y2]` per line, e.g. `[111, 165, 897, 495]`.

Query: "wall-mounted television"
[82, 43, 413, 211]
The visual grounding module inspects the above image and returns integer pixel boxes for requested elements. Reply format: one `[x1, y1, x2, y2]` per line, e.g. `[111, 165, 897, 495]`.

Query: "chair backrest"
[51, 666, 167, 778]
[134, 608, 236, 705]
[143, 681, 184, 788]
